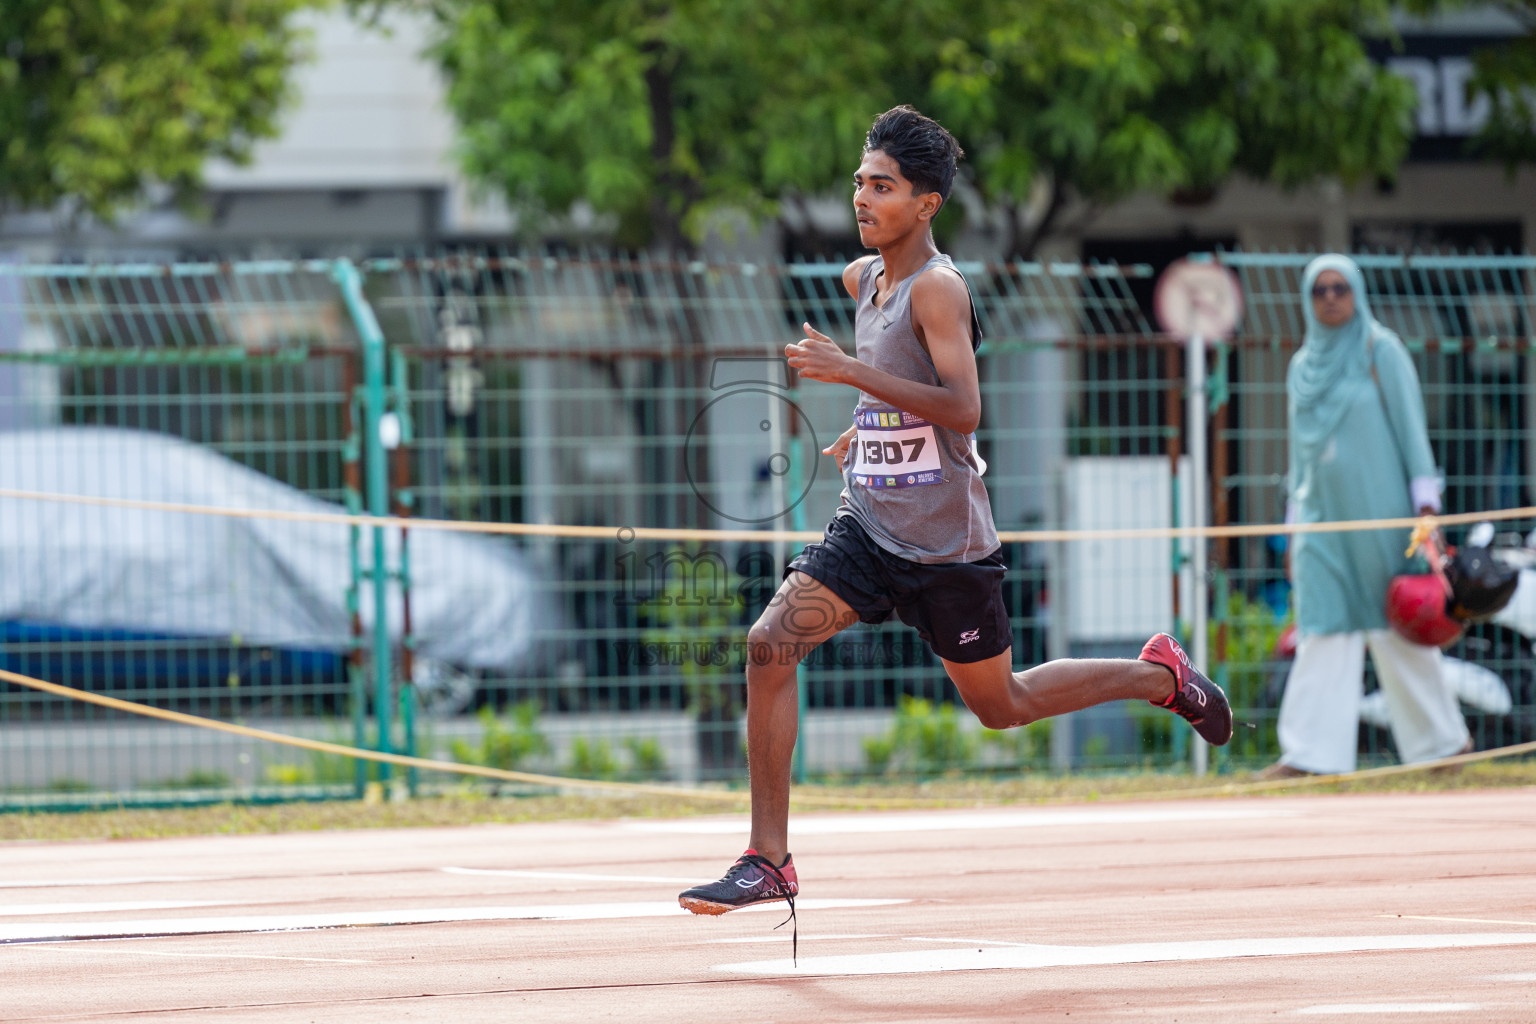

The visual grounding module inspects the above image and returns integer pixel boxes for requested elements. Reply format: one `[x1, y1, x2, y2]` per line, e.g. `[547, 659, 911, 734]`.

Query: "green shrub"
[980, 720, 1052, 765]
[45, 777, 93, 793]
[568, 737, 619, 779]
[862, 733, 897, 773]
[1218, 591, 1290, 705]
[1216, 590, 1291, 761]
[863, 696, 977, 776]
[623, 737, 668, 777]
[638, 545, 747, 719]
[565, 736, 669, 781]
[264, 749, 360, 786]
[263, 721, 381, 786]
[151, 770, 232, 790]
[451, 702, 549, 771]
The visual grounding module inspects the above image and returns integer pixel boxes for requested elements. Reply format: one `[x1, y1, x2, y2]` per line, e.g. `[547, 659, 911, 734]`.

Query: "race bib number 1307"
[850, 408, 942, 488]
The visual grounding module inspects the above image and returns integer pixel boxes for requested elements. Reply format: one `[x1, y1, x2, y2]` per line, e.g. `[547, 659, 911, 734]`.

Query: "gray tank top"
[837, 254, 999, 564]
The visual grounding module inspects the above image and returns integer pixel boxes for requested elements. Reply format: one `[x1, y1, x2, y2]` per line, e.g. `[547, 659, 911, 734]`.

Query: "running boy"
[679, 106, 1231, 916]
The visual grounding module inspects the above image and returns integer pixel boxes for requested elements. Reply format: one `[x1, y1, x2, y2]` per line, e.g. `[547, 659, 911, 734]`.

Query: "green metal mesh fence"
[1215, 252, 1536, 764]
[360, 251, 1184, 783]
[0, 262, 368, 807]
[1, 249, 1532, 808]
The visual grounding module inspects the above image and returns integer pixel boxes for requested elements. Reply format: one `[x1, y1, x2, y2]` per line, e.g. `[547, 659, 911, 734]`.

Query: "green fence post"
[333, 260, 393, 782]
[1212, 566, 1231, 774]
[390, 346, 419, 795]
[789, 408, 809, 787]
[344, 381, 368, 797]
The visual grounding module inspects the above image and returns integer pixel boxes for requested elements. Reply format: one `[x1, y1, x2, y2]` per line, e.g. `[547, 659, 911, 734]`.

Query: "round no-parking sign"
[1154, 259, 1244, 340]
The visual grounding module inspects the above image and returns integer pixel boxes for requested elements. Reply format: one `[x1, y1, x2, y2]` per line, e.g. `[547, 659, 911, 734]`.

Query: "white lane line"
[1385, 914, 1536, 928]
[29, 946, 371, 964]
[1487, 973, 1536, 982]
[1295, 1005, 1481, 1016]
[0, 898, 907, 944]
[630, 806, 1291, 836]
[706, 934, 884, 945]
[0, 876, 228, 890]
[902, 936, 1034, 948]
[0, 902, 228, 917]
[714, 932, 1536, 976]
[442, 867, 701, 885]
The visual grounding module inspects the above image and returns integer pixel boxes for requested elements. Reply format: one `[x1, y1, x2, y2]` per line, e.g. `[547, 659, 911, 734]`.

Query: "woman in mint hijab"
[1262, 254, 1469, 778]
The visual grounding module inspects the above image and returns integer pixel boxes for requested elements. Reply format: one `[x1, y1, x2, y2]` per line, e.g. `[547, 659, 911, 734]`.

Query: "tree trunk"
[641, 43, 712, 528]
[694, 700, 743, 780]
[1007, 179, 1107, 262]
[642, 44, 692, 254]
[1012, 179, 1066, 261]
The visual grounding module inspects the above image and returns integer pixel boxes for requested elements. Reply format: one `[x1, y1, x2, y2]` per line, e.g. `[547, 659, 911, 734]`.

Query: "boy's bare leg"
[940, 650, 1175, 730]
[745, 571, 859, 864]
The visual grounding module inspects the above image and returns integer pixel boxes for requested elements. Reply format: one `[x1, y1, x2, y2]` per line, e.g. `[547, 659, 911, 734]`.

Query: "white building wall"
[204, 11, 455, 191]
[0, 9, 512, 252]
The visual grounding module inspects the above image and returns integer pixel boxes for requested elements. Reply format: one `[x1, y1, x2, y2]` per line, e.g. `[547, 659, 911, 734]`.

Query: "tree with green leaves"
[1473, 2, 1536, 165]
[0, 0, 316, 220]
[932, 0, 1422, 257]
[430, 0, 907, 251]
[1402, 0, 1536, 166]
[428, 1, 1455, 257]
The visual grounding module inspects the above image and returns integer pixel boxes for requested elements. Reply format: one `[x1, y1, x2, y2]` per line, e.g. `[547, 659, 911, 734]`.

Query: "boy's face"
[852, 149, 939, 249]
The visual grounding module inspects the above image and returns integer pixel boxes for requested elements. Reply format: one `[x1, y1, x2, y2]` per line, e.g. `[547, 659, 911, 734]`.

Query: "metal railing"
[1, 249, 1532, 807]
[0, 260, 382, 805]
[1213, 251, 1536, 762]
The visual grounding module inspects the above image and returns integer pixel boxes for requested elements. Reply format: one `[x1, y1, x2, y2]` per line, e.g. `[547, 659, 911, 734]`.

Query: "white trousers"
[1276, 630, 1469, 774]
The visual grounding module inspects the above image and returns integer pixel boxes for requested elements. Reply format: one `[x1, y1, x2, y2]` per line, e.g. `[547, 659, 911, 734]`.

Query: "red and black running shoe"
[1140, 633, 1233, 746]
[680, 849, 800, 963]
[678, 849, 797, 915]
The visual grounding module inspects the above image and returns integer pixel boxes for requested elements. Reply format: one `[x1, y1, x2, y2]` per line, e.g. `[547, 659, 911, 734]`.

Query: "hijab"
[1288, 254, 1378, 469]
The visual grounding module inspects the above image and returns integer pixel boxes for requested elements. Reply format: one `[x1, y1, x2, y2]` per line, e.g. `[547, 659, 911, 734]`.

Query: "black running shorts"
[787, 514, 1011, 664]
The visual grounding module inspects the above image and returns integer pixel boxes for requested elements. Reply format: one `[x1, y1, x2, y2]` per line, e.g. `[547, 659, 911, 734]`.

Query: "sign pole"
[1156, 256, 1241, 778]
[1187, 330, 1209, 777]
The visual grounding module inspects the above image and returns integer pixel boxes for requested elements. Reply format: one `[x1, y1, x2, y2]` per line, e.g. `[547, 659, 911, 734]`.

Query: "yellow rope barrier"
[0, 668, 712, 799]
[2, 489, 1534, 806]
[2, 668, 1532, 810]
[0, 668, 945, 809]
[3, 486, 1535, 544]
[1168, 739, 1536, 798]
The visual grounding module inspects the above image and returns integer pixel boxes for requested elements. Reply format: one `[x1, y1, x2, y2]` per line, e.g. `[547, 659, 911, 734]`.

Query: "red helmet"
[1386, 573, 1464, 647]
[1274, 623, 1298, 660]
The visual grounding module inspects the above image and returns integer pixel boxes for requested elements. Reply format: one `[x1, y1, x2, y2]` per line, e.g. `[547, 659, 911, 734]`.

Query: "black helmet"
[1445, 547, 1519, 623]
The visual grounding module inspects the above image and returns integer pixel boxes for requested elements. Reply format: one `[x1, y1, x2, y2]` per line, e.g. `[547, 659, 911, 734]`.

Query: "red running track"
[2, 789, 1534, 1023]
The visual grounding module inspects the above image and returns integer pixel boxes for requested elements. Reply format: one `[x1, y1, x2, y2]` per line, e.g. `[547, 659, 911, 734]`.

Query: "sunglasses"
[1310, 283, 1352, 300]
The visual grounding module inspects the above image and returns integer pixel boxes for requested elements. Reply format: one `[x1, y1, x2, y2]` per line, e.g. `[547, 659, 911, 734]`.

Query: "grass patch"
[1, 761, 1532, 844]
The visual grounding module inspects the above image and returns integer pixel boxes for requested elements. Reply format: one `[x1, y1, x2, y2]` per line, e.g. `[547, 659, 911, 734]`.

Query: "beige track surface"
[3, 790, 1534, 1023]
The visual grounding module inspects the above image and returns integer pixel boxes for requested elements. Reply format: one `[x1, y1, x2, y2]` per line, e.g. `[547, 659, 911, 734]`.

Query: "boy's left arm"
[908, 270, 981, 431]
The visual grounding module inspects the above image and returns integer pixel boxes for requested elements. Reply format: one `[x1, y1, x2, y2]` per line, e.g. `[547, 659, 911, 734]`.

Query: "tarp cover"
[0, 427, 550, 668]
